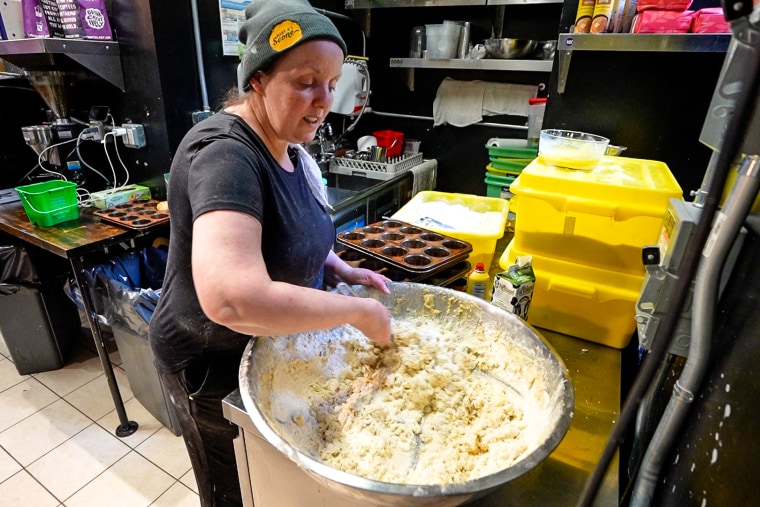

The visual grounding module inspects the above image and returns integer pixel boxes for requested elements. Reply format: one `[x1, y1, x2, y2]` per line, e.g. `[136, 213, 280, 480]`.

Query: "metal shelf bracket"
[556, 33, 730, 95]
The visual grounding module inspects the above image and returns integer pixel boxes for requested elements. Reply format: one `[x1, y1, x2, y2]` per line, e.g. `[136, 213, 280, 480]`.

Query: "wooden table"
[0, 201, 161, 437]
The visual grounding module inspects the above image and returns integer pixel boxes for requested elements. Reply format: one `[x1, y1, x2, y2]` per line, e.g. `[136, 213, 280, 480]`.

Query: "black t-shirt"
[149, 112, 335, 374]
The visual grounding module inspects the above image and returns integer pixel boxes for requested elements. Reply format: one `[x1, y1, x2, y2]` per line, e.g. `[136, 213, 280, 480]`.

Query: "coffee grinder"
[20, 70, 84, 181]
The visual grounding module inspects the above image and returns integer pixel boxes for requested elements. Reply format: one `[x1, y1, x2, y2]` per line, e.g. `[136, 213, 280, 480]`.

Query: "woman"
[149, 1, 392, 505]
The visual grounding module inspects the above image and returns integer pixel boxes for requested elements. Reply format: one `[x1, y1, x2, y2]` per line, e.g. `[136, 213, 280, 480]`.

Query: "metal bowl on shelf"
[484, 38, 538, 59]
[239, 282, 574, 507]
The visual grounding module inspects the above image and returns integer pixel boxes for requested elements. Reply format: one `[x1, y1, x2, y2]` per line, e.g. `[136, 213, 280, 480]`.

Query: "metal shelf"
[390, 57, 554, 72]
[344, 0, 561, 7]
[345, 0, 484, 7]
[557, 33, 731, 93]
[0, 38, 124, 91]
[489, 0, 564, 4]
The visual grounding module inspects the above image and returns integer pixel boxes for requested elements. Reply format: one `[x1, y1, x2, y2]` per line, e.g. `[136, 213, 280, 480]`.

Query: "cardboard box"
[90, 185, 151, 209]
[491, 256, 535, 321]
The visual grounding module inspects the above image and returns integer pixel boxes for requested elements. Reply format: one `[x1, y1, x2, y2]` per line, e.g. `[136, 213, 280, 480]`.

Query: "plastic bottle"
[527, 97, 547, 147]
[466, 262, 489, 300]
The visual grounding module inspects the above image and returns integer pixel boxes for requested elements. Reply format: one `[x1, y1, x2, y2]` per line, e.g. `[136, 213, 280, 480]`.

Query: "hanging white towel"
[482, 82, 537, 117]
[410, 159, 438, 195]
[433, 78, 537, 127]
[433, 78, 486, 127]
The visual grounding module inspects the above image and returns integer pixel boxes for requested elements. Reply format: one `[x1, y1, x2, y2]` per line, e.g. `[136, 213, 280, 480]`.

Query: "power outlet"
[192, 110, 214, 124]
[122, 124, 146, 148]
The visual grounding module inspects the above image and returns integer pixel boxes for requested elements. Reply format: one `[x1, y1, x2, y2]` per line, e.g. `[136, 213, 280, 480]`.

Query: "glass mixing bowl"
[538, 129, 610, 170]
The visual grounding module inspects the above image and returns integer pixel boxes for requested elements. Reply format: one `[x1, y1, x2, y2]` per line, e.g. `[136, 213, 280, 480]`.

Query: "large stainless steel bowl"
[484, 38, 538, 59]
[239, 282, 574, 507]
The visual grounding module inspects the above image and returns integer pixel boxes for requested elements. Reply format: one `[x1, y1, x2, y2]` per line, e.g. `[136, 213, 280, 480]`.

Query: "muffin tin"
[93, 199, 169, 229]
[337, 248, 471, 286]
[337, 219, 472, 275]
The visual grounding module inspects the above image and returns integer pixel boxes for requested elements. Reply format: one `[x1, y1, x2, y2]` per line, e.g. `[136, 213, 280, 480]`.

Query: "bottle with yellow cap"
[466, 262, 490, 300]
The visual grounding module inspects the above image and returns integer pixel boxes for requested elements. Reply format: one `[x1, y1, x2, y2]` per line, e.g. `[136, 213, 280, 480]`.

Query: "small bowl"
[534, 40, 557, 60]
[605, 144, 628, 156]
[538, 129, 610, 170]
[484, 38, 538, 59]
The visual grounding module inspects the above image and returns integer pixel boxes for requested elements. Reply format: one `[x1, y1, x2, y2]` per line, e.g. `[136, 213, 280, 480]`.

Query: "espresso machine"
[20, 70, 83, 178]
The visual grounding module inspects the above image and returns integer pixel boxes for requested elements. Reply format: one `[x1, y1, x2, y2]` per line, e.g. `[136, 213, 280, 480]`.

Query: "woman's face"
[255, 39, 344, 145]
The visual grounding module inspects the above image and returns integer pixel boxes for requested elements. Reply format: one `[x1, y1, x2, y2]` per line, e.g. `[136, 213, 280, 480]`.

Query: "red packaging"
[637, 0, 692, 11]
[632, 10, 695, 33]
[692, 7, 730, 33]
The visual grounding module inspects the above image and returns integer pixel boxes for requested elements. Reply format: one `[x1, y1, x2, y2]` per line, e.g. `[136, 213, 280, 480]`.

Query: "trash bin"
[0, 244, 80, 375]
[110, 322, 181, 436]
[68, 245, 181, 435]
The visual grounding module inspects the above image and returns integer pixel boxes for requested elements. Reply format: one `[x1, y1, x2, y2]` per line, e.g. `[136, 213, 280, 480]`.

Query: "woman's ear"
[248, 71, 266, 93]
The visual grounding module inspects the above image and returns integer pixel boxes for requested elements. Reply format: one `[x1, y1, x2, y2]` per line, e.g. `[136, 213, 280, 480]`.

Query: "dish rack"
[329, 153, 423, 180]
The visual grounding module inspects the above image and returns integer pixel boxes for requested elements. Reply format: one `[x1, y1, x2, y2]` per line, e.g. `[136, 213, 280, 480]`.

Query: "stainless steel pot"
[484, 38, 538, 59]
[239, 282, 574, 507]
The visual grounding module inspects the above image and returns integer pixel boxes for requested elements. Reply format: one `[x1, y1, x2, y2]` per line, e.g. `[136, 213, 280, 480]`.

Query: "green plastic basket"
[485, 140, 539, 159]
[488, 157, 533, 174]
[15, 180, 80, 227]
[485, 172, 516, 199]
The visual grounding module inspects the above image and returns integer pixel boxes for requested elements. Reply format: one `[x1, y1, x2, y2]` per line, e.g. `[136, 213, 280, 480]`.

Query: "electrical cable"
[75, 129, 113, 185]
[332, 67, 370, 147]
[101, 131, 120, 188]
[0, 86, 39, 92]
[575, 19, 760, 507]
[110, 132, 131, 186]
[76, 143, 112, 185]
[76, 187, 94, 207]
[35, 138, 78, 181]
[15, 163, 43, 185]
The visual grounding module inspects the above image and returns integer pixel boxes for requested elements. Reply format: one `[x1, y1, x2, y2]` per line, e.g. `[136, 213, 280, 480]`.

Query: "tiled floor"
[0, 326, 200, 506]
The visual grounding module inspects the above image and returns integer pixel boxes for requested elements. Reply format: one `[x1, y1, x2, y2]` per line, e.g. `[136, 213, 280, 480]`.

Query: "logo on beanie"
[270, 20, 303, 52]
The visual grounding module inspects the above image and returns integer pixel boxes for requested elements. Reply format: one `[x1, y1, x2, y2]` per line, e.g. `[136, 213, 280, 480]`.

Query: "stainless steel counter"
[222, 235, 621, 506]
[223, 325, 619, 506]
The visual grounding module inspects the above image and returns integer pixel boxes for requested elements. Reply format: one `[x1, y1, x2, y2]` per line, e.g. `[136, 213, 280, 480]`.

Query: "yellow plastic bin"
[500, 240, 644, 349]
[392, 191, 509, 271]
[510, 156, 682, 275]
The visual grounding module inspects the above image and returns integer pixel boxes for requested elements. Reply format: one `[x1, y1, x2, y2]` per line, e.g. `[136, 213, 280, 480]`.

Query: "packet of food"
[78, 0, 112, 40]
[22, 0, 50, 38]
[39, 0, 112, 40]
[491, 255, 535, 321]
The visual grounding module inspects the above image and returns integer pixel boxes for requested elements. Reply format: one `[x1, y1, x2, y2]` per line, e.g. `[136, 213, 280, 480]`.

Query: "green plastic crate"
[485, 138, 539, 159]
[15, 180, 80, 227]
[488, 157, 533, 173]
[485, 173, 516, 199]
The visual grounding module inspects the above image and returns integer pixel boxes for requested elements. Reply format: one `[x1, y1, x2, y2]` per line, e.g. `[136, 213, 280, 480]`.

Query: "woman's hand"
[350, 298, 393, 347]
[341, 267, 391, 294]
[324, 250, 391, 294]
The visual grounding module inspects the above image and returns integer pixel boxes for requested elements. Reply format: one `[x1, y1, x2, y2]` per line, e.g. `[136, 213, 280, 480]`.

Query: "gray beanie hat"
[238, 0, 347, 89]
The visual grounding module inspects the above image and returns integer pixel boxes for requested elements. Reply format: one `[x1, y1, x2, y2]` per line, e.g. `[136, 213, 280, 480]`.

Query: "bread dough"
[291, 314, 556, 485]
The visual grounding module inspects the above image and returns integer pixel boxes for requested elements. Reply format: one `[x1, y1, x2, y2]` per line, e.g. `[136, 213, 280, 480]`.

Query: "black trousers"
[161, 352, 244, 507]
